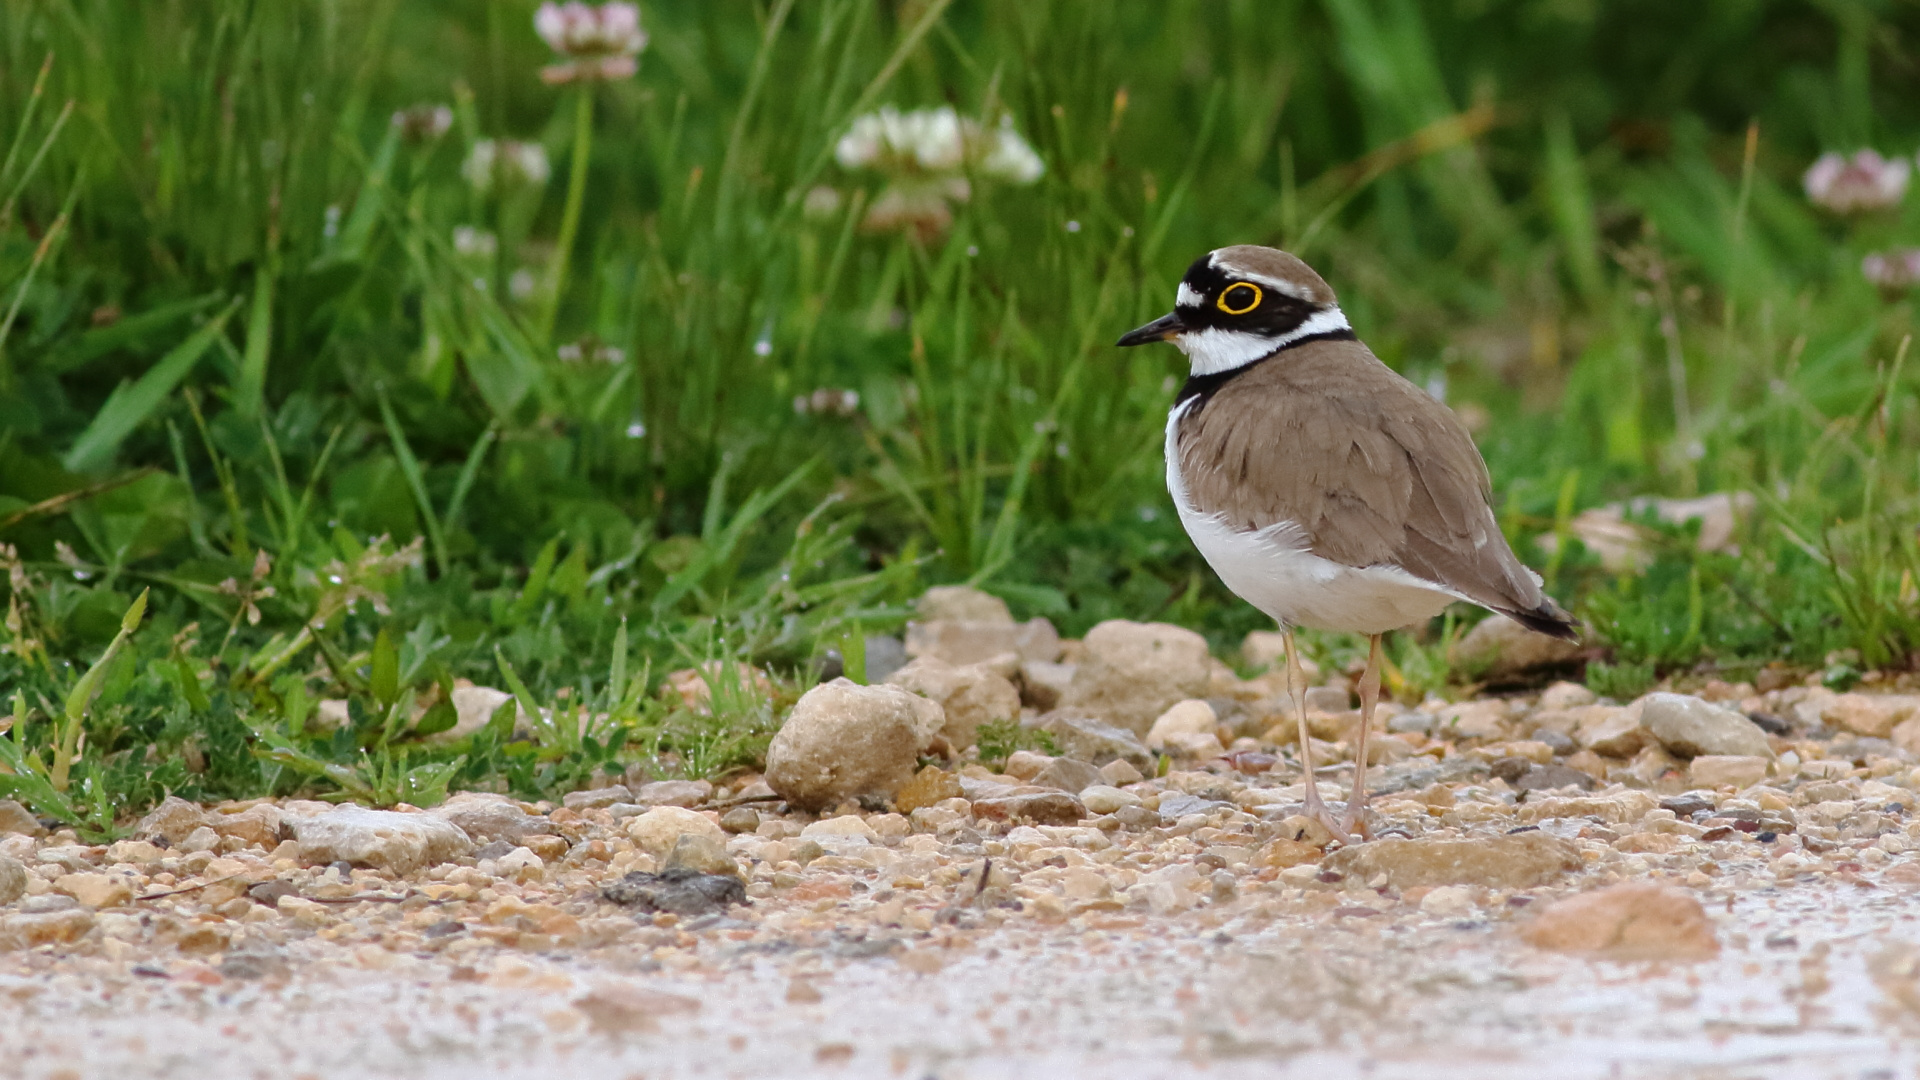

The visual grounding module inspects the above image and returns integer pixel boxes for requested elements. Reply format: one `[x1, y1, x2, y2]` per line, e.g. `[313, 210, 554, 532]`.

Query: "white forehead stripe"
[1176, 282, 1205, 308]
[1206, 250, 1316, 301]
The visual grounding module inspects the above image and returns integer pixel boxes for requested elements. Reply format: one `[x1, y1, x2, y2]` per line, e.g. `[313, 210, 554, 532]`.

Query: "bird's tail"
[1500, 599, 1580, 641]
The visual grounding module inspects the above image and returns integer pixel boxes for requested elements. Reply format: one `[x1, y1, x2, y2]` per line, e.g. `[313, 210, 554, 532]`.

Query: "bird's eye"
[1217, 282, 1262, 315]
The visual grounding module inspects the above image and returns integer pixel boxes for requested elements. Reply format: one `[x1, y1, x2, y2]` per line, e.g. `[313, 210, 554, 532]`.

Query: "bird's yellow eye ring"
[1217, 282, 1262, 315]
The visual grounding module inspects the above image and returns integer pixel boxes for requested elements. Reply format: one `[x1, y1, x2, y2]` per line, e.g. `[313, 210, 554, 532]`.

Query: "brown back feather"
[1175, 337, 1553, 618]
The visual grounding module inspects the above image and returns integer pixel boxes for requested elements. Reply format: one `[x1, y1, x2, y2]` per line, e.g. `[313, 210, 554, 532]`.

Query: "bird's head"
[1116, 246, 1351, 375]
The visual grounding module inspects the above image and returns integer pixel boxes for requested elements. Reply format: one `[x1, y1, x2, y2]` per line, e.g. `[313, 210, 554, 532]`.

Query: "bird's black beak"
[1116, 311, 1187, 347]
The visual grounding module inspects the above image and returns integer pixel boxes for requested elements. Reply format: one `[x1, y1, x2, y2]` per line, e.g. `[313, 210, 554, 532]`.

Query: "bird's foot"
[1339, 799, 1374, 843]
[1301, 788, 1353, 846]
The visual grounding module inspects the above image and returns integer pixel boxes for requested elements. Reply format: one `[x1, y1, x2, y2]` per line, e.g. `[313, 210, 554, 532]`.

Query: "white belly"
[1165, 404, 1460, 634]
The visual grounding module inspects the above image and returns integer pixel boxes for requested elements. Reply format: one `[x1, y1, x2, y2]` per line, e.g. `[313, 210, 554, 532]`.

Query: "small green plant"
[1586, 659, 1657, 701]
[974, 719, 1057, 769]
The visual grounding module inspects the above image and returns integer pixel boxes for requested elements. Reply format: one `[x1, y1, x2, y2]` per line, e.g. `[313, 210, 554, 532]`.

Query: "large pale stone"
[893, 766, 964, 813]
[916, 585, 1013, 623]
[1574, 707, 1648, 758]
[1029, 713, 1154, 772]
[211, 804, 285, 849]
[439, 685, 512, 741]
[1238, 631, 1320, 681]
[905, 588, 1060, 666]
[905, 619, 1061, 667]
[1516, 790, 1659, 825]
[969, 790, 1086, 826]
[1539, 681, 1596, 710]
[1059, 620, 1211, 735]
[625, 806, 727, 859]
[1824, 694, 1920, 739]
[288, 806, 473, 875]
[1447, 614, 1583, 679]
[55, 872, 133, 909]
[764, 679, 945, 812]
[1689, 755, 1770, 788]
[1031, 758, 1102, 794]
[432, 792, 548, 843]
[138, 796, 210, 845]
[1520, 882, 1718, 960]
[1324, 833, 1582, 890]
[1641, 693, 1772, 758]
[0, 908, 94, 948]
[1146, 699, 1219, 751]
[887, 656, 1021, 751]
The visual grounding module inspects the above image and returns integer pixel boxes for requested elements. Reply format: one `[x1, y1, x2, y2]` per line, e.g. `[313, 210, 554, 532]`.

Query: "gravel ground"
[5, 666, 1920, 1079]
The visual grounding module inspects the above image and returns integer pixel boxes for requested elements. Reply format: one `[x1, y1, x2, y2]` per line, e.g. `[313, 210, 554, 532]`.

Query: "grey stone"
[661, 833, 740, 878]
[217, 950, 290, 981]
[602, 868, 746, 916]
[634, 780, 713, 808]
[1511, 763, 1599, 793]
[1030, 757, 1102, 794]
[1029, 712, 1153, 772]
[1018, 660, 1076, 711]
[562, 786, 633, 811]
[969, 791, 1086, 825]
[1536, 729, 1576, 756]
[288, 806, 473, 875]
[864, 635, 909, 684]
[1387, 712, 1433, 735]
[433, 792, 549, 843]
[719, 807, 762, 834]
[1642, 693, 1773, 759]
[0, 800, 44, 837]
[0, 854, 27, 905]
[1326, 832, 1584, 889]
[1112, 805, 1165, 830]
[1157, 793, 1230, 818]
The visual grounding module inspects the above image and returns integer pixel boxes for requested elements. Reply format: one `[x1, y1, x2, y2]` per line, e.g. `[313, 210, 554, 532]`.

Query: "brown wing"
[1176, 338, 1573, 635]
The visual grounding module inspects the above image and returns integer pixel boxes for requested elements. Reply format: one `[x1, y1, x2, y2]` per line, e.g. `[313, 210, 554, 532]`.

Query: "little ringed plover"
[1118, 245, 1577, 840]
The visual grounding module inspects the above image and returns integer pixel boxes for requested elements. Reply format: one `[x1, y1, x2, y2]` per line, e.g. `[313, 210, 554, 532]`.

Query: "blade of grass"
[62, 297, 242, 472]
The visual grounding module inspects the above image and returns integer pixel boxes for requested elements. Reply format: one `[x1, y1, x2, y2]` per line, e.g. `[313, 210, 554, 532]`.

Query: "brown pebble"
[1519, 882, 1719, 960]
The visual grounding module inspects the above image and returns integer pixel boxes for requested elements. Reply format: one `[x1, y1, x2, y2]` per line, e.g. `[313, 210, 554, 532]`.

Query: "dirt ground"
[2, 875, 1915, 1080]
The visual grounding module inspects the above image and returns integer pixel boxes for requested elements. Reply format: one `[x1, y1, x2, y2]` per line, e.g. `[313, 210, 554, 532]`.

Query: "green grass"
[3, 2, 1920, 833]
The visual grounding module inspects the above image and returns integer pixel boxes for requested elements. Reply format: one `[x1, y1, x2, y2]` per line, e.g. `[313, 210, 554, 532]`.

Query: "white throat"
[1175, 306, 1350, 376]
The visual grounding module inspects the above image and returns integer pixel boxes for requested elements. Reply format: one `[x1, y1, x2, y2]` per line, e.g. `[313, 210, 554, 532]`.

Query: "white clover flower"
[793, 388, 861, 418]
[452, 226, 498, 259]
[464, 140, 551, 193]
[536, 1, 646, 84]
[981, 118, 1045, 184]
[1862, 249, 1920, 290]
[392, 103, 453, 142]
[462, 140, 498, 190]
[505, 142, 551, 186]
[1804, 150, 1909, 214]
[834, 106, 1044, 236]
[802, 185, 843, 219]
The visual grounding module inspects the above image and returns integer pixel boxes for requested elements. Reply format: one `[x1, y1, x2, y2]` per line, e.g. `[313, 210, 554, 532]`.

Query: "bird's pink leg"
[1287, 629, 1348, 842]
[1341, 633, 1383, 840]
